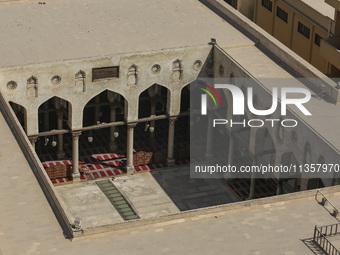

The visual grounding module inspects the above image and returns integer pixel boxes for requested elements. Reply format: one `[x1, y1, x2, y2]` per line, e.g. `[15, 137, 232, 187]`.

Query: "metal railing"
[314, 223, 340, 255]
[315, 190, 339, 217]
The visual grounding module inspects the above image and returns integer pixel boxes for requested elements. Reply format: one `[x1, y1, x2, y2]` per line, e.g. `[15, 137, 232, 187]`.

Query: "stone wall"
[0, 44, 212, 135]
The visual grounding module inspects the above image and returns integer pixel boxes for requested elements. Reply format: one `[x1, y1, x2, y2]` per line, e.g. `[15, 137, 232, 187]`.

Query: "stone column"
[57, 111, 65, 159]
[224, 133, 235, 182]
[228, 134, 234, 165]
[109, 105, 118, 151]
[72, 131, 82, 180]
[248, 157, 257, 199]
[276, 179, 282, 195]
[29, 136, 38, 150]
[205, 112, 214, 158]
[126, 123, 136, 175]
[166, 117, 177, 166]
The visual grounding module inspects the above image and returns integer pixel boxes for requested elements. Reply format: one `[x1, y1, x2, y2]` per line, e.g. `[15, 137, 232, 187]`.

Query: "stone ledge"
[72, 184, 340, 240]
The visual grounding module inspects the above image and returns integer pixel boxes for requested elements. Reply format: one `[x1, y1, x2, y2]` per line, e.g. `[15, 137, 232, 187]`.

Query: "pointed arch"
[138, 84, 170, 119]
[75, 70, 86, 79]
[38, 96, 72, 132]
[180, 84, 190, 114]
[82, 89, 126, 127]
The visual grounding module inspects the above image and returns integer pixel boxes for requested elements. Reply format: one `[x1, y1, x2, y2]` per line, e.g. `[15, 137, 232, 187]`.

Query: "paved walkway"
[55, 182, 125, 228]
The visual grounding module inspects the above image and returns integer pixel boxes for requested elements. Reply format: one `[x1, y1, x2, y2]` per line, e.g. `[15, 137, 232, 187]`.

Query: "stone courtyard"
[55, 166, 240, 230]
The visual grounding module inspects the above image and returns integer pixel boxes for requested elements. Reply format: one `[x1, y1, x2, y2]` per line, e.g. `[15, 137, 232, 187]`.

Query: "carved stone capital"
[72, 131, 82, 140]
[127, 122, 137, 129]
[29, 135, 39, 144]
[168, 116, 178, 125]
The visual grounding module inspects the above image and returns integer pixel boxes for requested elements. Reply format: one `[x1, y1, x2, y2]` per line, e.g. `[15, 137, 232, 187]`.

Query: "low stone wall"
[0, 92, 75, 239]
[74, 184, 340, 239]
[203, 0, 339, 103]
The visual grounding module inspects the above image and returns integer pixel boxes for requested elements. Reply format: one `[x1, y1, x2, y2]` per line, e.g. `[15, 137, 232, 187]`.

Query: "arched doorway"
[83, 90, 125, 152]
[136, 84, 170, 164]
[37, 96, 72, 159]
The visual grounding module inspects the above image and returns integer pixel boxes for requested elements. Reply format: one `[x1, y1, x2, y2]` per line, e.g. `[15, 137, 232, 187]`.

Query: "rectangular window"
[261, 0, 273, 12]
[297, 22, 310, 39]
[276, 7, 288, 23]
[314, 33, 322, 46]
[92, 66, 119, 81]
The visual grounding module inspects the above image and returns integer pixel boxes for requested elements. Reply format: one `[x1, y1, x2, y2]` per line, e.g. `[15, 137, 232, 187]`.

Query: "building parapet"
[203, 0, 340, 103]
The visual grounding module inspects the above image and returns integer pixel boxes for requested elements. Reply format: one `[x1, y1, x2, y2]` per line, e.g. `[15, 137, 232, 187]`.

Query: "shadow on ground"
[150, 167, 240, 211]
[301, 238, 327, 255]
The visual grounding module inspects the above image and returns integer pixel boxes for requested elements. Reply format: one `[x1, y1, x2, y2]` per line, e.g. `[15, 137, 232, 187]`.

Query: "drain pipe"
[326, 17, 332, 74]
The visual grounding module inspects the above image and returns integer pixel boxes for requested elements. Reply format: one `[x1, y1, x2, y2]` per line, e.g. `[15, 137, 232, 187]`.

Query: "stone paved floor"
[112, 173, 181, 219]
[54, 166, 240, 229]
[55, 182, 124, 228]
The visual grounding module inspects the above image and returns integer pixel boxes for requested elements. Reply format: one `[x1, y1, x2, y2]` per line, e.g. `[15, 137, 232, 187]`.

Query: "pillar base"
[126, 165, 135, 175]
[276, 180, 282, 195]
[166, 158, 176, 167]
[248, 178, 256, 200]
[57, 152, 65, 160]
[72, 173, 81, 181]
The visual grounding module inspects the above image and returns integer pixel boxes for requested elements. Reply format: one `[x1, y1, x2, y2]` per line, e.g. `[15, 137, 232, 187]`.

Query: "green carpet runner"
[96, 180, 139, 221]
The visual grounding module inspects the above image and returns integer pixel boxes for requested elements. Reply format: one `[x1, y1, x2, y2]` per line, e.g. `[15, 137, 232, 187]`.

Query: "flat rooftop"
[0, 0, 254, 68]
